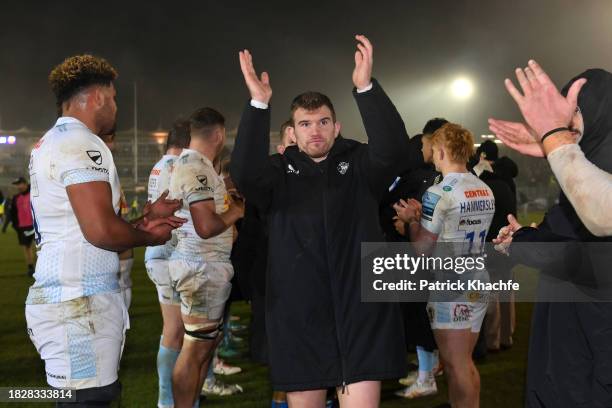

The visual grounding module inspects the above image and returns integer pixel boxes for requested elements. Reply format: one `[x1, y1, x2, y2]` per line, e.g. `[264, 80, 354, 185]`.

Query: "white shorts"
[427, 297, 488, 333]
[25, 291, 128, 389]
[168, 258, 233, 320]
[118, 258, 133, 289]
[145, 259, 180, 306]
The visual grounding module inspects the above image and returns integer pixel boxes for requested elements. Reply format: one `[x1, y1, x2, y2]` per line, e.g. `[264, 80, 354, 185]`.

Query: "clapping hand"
[493, 214, 537, 255]
[352, 35, 374, 90]
[239, 49, 272, 105]
[144, 190, 182, 219]
[500, 60, 586, 140]
[488, 119, 545, 158]
[393, 198, 422, 224]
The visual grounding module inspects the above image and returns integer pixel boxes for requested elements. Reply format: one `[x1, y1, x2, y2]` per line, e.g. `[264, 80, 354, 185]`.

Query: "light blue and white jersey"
[421, 172, 495, 254]
[26, 117, 121, 305]
[144, 154, 178, 262]
[169, 149, 232, 263]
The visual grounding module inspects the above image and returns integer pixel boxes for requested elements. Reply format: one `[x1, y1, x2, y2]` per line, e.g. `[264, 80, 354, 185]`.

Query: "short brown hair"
[279, 119, 293, 141]
[189, 107, 225, 138]
[166, 119, 191, 150]
[290, 92, 336, 123]
[49, 55, 118, 107]
[431, 123, 475, 164]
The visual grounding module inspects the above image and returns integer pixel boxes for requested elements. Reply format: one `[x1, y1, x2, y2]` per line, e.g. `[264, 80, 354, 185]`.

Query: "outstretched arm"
[231, 50, 280, 210]
[352, 35, 423, 198]
[547, 144, 612, 236]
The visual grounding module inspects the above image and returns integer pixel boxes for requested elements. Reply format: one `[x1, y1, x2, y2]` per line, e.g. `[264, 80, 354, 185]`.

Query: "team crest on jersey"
[87, 150, 102, 165]
[196, 175, 208, 186]
[337, 161, 349, 175]
[287, 164, 300, 175]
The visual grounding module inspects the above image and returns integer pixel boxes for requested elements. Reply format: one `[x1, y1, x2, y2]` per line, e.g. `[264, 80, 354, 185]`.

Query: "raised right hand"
[239, 49, 272, 105]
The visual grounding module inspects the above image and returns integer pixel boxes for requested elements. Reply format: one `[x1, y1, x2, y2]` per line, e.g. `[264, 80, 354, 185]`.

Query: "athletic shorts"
[427, 297, 488, 333]
[118, 258, 133, 290]
[168, 258, 233, 320]
[17, 226, 35, 246]
[145, 259, 180, 306]
[25, 291, 128, 389]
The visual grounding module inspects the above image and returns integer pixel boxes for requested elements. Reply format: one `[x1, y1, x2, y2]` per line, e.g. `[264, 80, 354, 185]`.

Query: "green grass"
[0, 211, 544, 407]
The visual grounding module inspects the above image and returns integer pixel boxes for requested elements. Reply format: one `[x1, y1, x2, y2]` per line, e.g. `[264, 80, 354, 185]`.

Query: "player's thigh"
[286, 389, 327, 408]
[336, 380, 380, 408]
[25, 292, 126, 389]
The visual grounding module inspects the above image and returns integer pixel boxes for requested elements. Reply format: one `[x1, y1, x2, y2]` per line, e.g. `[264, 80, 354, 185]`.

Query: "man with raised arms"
[232, 36, 424, 407]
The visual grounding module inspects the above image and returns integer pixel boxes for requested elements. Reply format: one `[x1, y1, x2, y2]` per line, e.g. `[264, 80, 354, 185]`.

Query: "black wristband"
[541, 127, 570, 143]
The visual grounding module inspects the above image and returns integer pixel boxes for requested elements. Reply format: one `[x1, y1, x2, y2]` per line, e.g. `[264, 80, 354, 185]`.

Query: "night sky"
[1, 0, 611, 139]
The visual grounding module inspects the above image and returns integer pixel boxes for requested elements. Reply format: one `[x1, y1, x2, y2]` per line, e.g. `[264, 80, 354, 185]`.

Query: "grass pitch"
[0, 211, 543, 406]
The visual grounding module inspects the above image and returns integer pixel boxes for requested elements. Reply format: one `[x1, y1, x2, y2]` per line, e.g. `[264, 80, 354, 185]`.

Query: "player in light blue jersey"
[395, 123, 494, 408]
[144, 119, 192, 408]
[168, 108, 244, 407]
[26, 55, 184, 407]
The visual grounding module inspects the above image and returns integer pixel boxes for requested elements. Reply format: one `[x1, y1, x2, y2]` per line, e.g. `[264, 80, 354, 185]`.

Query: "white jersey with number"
[144, 154, 178, 262]
[421, 172, 495, 254]
[26, 117, 121, 305]
[169, 149, 232, 262]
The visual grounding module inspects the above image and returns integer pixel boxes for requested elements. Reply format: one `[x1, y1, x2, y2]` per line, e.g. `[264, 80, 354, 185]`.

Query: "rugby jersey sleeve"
[53, 132, 111, 187]
[420, 185, 448, 235]
[176, 159, 217, 205]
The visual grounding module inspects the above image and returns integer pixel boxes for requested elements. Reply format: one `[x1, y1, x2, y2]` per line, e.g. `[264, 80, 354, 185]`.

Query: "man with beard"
[232, 35, 423, 407]
[25, 55, 184, 407]
[490, 62, 612, 407]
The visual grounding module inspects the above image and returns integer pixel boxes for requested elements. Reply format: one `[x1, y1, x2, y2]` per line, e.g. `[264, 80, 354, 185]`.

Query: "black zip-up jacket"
[231, 79, 423, 391]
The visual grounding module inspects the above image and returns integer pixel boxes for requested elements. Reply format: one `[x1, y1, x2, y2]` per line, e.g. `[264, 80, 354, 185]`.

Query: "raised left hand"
[488, 118, 546, 158]
[352, 35, 373, 90]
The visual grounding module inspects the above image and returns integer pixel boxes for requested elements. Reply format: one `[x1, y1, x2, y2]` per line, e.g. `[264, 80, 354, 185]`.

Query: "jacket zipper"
[319, 163, 348, 394]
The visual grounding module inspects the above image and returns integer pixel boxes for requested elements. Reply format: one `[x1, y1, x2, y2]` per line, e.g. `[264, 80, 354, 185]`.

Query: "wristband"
[541, 127, 570, 143]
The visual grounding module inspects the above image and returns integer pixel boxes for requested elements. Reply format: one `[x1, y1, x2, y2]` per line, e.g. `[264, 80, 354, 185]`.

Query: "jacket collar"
[284, 136, 357, 164]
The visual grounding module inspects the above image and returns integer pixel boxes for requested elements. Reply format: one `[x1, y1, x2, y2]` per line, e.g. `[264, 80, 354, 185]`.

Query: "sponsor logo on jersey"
[464, 189, 490, 198]
[90, 166, 109, 174]
[443, 185, 452, 192]
[337, 161, 349, 175]
[422, 191, 442, 221]
[87, 150, 102, 165]
[453, 304, 472, 322]
[150, 168, 161, 176]
[89, 166, 109, 174]
[460, 199, 495, 214]
[287, 164, 300, 175]
[46, 371, 67, 380]
[458, 216, 483, 229]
